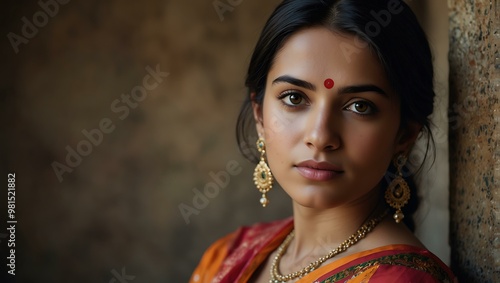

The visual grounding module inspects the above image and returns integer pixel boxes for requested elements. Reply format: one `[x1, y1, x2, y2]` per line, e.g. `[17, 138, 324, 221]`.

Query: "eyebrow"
[272, 75, 388, 97]
[272, 75, 316, 91]
[337, 85, 388, 97]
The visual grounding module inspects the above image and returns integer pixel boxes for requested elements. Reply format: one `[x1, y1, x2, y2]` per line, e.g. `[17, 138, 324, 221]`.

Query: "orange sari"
[190, 218, 457, 283]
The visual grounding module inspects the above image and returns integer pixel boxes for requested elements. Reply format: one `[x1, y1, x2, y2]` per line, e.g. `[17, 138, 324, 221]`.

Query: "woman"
[190, 0, 457, 282]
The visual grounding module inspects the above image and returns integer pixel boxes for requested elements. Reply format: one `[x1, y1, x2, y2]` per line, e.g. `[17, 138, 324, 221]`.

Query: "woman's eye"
[280, 91, 305, 106]
[288, 93, 303, 104]
[345, 101, 375, 115]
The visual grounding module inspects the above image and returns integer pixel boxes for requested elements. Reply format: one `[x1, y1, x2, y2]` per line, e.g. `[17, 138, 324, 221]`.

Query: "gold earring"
[253, 138, 273, 207]
[385, 154, 410, 223]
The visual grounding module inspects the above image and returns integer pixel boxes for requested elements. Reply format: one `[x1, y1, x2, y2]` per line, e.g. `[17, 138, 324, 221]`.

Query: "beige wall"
[407, 0, 451, 265]
[0, 1, 496, 282]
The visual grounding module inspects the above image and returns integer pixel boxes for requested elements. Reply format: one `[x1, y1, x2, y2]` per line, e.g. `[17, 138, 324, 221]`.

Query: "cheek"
[261, 99, 296, 145]
[264, 114, 289, 142]
[261, 101, 300, 174]
[345, 122, 398, 167]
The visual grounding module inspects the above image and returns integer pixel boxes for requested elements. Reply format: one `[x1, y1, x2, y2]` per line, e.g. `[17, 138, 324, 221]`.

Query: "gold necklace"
[269, 210, 388, 283]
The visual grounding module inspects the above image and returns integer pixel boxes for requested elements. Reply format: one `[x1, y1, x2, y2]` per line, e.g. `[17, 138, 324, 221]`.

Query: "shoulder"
[189, 217, 293, 283]
[360, 217, 426, 249]
[204, 217, 293, 257]
[363, 247, 457, 282]
[318, 245, 457, 283]
[221, 217, 294, 253]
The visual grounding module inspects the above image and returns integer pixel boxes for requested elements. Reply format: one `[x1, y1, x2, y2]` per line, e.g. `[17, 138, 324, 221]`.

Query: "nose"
[303, 104, 341, 152]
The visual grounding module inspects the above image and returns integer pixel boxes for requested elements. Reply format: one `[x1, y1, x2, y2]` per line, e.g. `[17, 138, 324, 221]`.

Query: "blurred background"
[1, 1, 290, 282]
[1, 0, 498, 282]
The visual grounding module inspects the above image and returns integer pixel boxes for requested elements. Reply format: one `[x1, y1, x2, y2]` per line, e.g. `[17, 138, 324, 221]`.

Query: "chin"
[289, 187, 343, 209]
[296, 199, 339, 210]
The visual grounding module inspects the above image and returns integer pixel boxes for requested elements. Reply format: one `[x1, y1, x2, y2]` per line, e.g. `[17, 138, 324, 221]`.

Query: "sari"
[190, 218, 457, 283]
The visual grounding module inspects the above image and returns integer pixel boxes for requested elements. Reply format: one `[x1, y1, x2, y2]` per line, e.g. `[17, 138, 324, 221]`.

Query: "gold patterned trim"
[320, 252, 453, 283]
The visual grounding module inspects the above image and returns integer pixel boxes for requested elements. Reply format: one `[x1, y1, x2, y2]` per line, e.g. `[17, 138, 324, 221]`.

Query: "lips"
[295, 160, 343, 181]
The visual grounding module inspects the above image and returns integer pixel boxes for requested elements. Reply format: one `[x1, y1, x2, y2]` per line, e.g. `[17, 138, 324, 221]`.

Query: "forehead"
[269, 26, 392, 93]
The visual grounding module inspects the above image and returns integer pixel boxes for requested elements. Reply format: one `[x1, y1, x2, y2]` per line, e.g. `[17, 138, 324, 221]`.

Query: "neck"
[288, 189, 383, 260]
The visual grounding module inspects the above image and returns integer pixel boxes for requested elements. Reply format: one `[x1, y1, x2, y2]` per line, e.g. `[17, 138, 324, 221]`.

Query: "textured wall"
[448, 0, 500, 282]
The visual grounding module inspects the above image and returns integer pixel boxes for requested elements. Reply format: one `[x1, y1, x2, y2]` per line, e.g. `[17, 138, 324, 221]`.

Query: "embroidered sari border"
[314, 246, 454, 283]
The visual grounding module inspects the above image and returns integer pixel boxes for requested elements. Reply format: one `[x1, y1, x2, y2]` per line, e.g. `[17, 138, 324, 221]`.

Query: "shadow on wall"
[1, 0, 290, 282]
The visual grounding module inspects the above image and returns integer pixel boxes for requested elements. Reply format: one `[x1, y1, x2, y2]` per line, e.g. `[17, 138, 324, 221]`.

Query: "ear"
[395, 122, 422, 155]
[251, 92, 265, 137]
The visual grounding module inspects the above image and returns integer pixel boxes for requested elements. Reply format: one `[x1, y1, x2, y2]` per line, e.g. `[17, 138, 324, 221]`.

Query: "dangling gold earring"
[253, 138, 273, 207]
[385, 154, 411, 223]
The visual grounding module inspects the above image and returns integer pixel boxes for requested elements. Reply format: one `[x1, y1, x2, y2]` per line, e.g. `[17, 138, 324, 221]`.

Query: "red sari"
[190, 218, 457, 283]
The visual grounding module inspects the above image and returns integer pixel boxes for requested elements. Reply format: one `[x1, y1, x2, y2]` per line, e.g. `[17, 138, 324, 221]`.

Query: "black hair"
[236, 0, 436, 231]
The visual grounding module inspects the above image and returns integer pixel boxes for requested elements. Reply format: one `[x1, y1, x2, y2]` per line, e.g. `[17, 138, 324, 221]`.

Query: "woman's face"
[253, 27, 416, 209]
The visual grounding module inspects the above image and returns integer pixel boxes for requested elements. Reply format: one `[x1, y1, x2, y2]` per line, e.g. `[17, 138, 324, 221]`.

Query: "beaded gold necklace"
[269, 210, 388, 283]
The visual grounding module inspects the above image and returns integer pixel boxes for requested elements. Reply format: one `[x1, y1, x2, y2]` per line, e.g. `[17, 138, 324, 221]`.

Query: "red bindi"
[324, 78, 334, 89]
